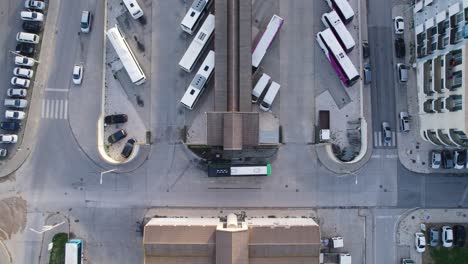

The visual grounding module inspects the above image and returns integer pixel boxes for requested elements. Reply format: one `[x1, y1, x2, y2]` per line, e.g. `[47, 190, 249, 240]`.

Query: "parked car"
[7, 88, 27, 98]
[80, 11, 92, 33]
[72, 65, 83, 84]
[121, 138, 136, 158]
[431, 150, 442, 169]
[394, 16, 404, 34]
[4, 99, 28, 109]
[429, 227, 439, 247]
[415, 232, 426, 253]
[0, 121, 21, 132]
[13, 67, 34, 78]
[442, 226, 454, 247]
[108, 129, 127, 144]
[453, 225, 466, 247]
[395, 38, 406, 58]
[104, 114, 128, 126]
[442, 150, 454, 169]
[16, 43, 35, 56]
[5, 110, 26, 120]
[397, 63, 408, 83]
[399, 112, 410, 132]
[25, 0, 46, 10]
[16, 32, 40, 44]
[401, 259, 415, 264]
[0, 148, 7, 158]
[0, 134, 18, 143]
[20, 11, 44, 22]
[11, 77, 30, 88]
[364, 64, 372, 84]
[362, 41, 370, 59]
[454, 150, 466, 170]
[22, 22, 42, 33]
[382, 122, 392, 145]
[15, 56, 35, 67]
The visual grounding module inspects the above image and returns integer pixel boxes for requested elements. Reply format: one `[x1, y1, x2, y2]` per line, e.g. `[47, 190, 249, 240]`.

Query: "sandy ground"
[0, 197, 27, 240]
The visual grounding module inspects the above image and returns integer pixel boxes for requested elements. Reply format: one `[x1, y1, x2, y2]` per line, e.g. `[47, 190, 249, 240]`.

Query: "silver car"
[382, 122, 392, 145]
[429, 227, 439, 247]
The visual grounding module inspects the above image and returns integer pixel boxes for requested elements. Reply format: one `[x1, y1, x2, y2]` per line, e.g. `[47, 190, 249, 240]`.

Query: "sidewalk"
[38, 213, 70, 264]
[315, 0, 373, 174]
[396, 208, 468, 264]
[0, 0, 61, 178]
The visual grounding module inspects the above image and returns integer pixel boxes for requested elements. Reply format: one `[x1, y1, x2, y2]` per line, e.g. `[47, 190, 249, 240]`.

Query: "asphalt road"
[2, 0, 468, 263]
[368, 0, 398, 148]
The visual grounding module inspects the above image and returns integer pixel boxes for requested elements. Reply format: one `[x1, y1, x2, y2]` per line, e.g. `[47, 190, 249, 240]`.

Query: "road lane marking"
[45, 88, 69, 92]
[45, 100, 50, 119]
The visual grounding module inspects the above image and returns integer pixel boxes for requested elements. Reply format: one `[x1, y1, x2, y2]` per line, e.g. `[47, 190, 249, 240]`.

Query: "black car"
[453, 225, 466, 247]
[104, 114, 128, 126]
[22, 22, 42, 33]
[442, 150, 454, 169]
[362, 41, 370, 59]
[0, 121, 21, 132]
[16, 43, 35, 56]
[108, 129, 127, 144]
[395, 38, 406, 58]
[121, 138, 136, 158]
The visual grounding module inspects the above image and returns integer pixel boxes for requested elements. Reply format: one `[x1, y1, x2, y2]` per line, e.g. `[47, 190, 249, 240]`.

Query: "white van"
[16, 32, 40, 44]
[259, 81, 280, 111]
[122, 0, 144, 19]
[252, 73, 271, 103]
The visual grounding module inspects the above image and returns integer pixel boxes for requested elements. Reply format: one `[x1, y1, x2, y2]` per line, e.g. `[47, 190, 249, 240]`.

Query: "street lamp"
[100, 169, 117, 184]
[29, 221, 65, 234]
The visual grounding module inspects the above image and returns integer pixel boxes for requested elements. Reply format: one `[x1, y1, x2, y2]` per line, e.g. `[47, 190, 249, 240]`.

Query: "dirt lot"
[0, 196, 27, 240]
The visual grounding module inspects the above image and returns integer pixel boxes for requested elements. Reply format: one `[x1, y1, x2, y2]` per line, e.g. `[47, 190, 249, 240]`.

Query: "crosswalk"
[373, 131, 396, 147]
[41, 99, 68, 120]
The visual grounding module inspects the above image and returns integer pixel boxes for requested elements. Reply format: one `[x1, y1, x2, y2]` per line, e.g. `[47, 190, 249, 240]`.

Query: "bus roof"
[179, 14, 215, 72]
[332, 0, 354, 21]
[252, 14, 284, 68]
[322, 10, 355, 51]
[181, 0, 209, 28]
[65, 243, 78, 264]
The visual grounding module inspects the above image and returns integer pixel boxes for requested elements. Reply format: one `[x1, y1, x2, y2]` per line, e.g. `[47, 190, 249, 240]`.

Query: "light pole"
[29, 221, 65, 234]
[100, 169, 117, 184]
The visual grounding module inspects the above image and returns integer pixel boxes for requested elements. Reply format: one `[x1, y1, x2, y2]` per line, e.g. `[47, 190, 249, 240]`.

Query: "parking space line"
[378, 132, 382, 147]
[374, 131, 378, 147]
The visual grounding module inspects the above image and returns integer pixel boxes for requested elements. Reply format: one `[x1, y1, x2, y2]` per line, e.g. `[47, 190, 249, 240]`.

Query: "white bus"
[325, 0, 354, 24]
[179, 14, 215, 73]
[122, 0, 144, 19]
[106, 26, 146, 85]
[180, 0, 212, 35]
[65, 239, 84, 264]
[180, 50, 215, 109]
[316, 28, 359, 87]
[321, 10, 355, 53]
[252, 14, 284, 68]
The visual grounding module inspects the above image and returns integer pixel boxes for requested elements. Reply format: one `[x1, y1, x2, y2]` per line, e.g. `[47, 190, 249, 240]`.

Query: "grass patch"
[49, 233, 68, 264]
[430, 247, 468, 264]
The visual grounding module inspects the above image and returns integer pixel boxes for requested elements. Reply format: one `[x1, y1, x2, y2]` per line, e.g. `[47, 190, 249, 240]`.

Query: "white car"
[5, 110, 26, 120]
[415, 232, 426, 253]
[0, 134, 18, 144]
[72, 65, 83, 85]
[16, 32, 40, 44]
[4, 99, 28, 109]
[15, 56, 35, 67]
[25, 0, 46, 10]
[13, 67, 34, 78]
[11, 77, 30, 88]
[7, 88, 27, 98]
[394, 16, 404, 34]
[442, 226, 454, 247]
[20, 11, 44, 22]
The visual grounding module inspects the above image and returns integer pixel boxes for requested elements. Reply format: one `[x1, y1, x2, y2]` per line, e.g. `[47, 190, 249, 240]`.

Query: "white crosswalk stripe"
[374, 130, 396, 147]
[41, 99, 68, 120]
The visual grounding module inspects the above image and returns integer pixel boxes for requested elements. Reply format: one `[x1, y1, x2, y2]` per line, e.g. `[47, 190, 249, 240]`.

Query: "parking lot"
[0, 1, 48, 161]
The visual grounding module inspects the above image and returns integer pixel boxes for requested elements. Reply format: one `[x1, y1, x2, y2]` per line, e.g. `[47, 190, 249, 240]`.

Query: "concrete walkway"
[315, 0, 373, 174]
[38, 213, 70, 264]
